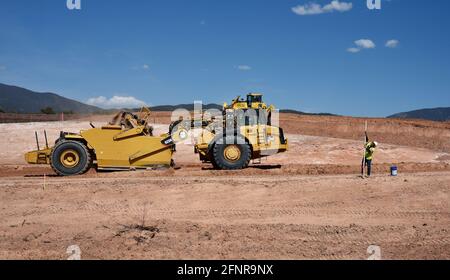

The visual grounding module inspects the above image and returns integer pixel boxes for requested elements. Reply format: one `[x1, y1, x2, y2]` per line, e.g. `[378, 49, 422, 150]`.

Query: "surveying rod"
[361, 120, 368, 176]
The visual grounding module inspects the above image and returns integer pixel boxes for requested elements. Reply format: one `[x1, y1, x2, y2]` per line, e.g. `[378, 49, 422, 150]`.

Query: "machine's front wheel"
[212, 136, 251, 170]
[51, 140, 92, 176]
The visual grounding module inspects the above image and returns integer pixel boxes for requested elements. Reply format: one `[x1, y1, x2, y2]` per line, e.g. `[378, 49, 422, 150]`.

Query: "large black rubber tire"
[210, 156, 220, 169]
[212, 136, 251, 170]
[50, 140, 92, 176]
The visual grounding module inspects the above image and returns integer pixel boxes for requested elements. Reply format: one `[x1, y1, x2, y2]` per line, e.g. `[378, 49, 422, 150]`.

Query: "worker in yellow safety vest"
[361, 132, 378, 177]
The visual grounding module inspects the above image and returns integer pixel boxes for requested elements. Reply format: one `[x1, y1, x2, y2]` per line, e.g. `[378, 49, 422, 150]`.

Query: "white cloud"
[292, 0, 352, 16]
[354, 39, 376, 49]
[347, 47, 360, 53]
[142, 64, 150, 70]
[87, 96, 147, 109]
[385, 39, 399, 48]
[347, 39, 376, 54]
[237, 65, 252, 71]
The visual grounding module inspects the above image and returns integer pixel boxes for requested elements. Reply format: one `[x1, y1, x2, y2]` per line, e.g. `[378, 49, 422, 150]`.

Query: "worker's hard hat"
[373, 141, 378, 147]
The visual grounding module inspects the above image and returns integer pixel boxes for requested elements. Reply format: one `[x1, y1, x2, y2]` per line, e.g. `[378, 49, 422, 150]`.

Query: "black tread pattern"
[50, 140, 92, 176]
[212, 136, 251, 170]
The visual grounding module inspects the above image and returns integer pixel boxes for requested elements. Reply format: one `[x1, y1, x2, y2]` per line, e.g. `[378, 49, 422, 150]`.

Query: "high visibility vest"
[365, 142, 376, 160]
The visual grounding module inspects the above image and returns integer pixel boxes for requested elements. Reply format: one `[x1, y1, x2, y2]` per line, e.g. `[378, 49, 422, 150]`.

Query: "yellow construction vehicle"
[25, 94, 288, 175]
[224, 93, 275, 111]
[25, 108, 174, 176]
[170, 93, 288, 170]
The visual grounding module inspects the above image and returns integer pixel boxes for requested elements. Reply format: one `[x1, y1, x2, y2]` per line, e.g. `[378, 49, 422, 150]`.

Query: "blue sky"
[0, 0, 449, 117]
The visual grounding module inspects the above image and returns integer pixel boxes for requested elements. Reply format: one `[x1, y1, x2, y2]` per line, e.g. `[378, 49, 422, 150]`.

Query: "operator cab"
[247, 93, 263, 107]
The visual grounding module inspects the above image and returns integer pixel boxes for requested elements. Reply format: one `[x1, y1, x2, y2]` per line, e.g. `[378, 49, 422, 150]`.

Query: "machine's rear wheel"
[212, 136, 251, 170]
[51, 140, 92, 176]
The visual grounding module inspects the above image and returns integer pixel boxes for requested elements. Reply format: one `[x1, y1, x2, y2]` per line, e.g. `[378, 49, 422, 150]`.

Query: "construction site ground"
[0, 113, 449, 259]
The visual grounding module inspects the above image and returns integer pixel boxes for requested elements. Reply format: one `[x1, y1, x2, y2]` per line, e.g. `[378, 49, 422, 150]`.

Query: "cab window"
[247, 95, 262, 105]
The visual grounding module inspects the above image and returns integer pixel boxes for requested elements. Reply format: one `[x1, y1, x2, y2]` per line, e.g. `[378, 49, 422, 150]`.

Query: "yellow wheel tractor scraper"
[25, 108, 174, 176]
[25, 93, 288, 175]
[169, 93, 288, 170]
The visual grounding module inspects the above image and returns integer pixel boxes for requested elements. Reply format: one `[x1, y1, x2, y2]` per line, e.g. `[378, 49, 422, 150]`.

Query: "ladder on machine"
[253, 125, 267, 165]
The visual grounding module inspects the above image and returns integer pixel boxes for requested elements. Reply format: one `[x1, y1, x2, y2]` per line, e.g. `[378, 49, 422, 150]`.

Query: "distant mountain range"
[148, 106, 335, 116]
[0, 83, 103, 114]
[280, 109, 336, 117]
[1, 83, 448, 121]
[149, 104, 223, 112]
[0, 83, 336, 116]
[388, 107, 450, 122]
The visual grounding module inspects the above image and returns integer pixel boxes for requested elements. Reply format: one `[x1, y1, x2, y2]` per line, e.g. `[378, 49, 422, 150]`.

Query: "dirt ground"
[0, 113, 449, 260]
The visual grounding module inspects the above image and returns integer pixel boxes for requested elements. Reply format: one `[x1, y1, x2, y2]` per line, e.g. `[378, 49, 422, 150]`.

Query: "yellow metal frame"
[194, 93, 289, 162]
[81, 128, 172, 168]
[25, 148, 52, 165]
[25, 126, 173, 169]
[224, 93, 274, 111]
[194, 124, 288, 160]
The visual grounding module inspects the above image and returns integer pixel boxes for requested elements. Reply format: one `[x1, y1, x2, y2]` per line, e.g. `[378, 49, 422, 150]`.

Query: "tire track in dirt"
[2, 172, 449, 201]
[2, 170, 449, 186]
[72, 201, 450, 220]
